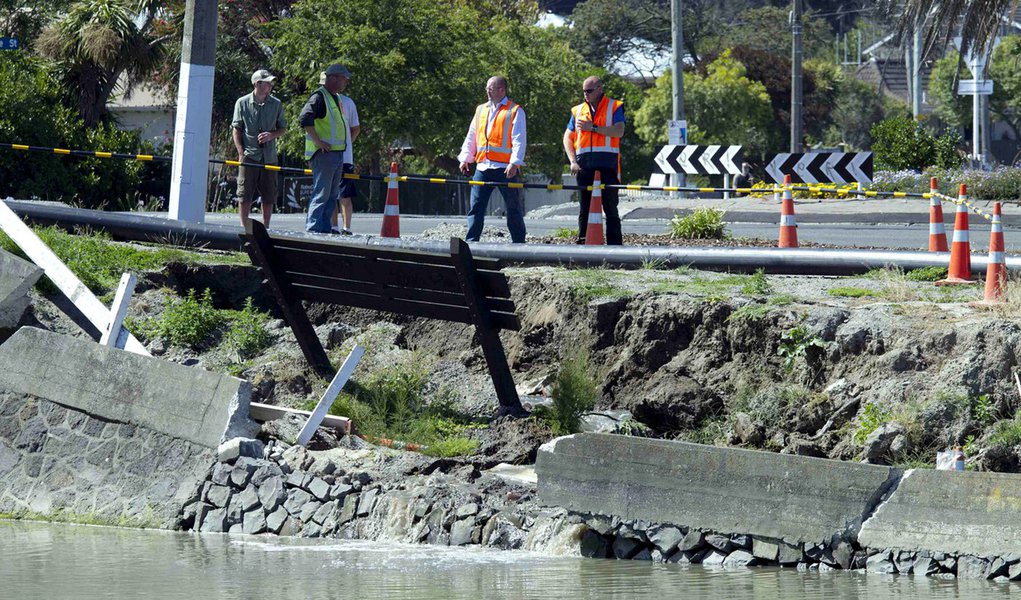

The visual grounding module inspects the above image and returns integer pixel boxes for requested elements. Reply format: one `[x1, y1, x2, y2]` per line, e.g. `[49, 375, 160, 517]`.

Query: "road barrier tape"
[0, 140, 948, 199]
[934, 191, 994, 221]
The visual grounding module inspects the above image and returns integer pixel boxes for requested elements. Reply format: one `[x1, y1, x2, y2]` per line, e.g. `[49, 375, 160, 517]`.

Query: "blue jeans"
[465, 168, 526, 243]
[306, 150, 344, 233]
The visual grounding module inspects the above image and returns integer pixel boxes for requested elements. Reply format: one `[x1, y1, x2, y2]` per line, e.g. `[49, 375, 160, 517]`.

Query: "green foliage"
[827, 286, 876, 298]
[537, 351, 597, 435]
[151, 289, 224, 349]
[854, 402, 890, 445]
[826, 77, 886, 150]
[635, 53, 775, 158]
[224, 298, 271, 361]
[777, 325, 824, 372]
[668, 207, 728, 239]
[567, 269, 629, 301]
[988, 419, 1021, 449]
[553, 227, 578, 239]
[905, 266, 948, 282]
[265, 0, 590, 178]
[680, 416, 728, 446]
[740, 269, 771, 296]
[971, 394, 996, 426]
[871, 117, 963, 171]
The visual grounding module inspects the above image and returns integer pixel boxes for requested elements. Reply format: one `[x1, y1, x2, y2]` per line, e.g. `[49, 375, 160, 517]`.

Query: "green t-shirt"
[232, 92, 286, 163]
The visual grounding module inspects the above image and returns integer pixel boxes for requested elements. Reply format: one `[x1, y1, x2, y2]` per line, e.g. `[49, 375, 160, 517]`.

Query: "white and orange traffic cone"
[929, 177, 948, 252]
[778, 174, 798, 248]
[380, 162, 400, 238]
[584, 172, 605, 245]
[936, 184, 975, 286]
[981, 202, 1007, 303]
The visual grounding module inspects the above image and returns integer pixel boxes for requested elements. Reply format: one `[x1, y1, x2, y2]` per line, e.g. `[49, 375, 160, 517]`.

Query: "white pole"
[100, 273, 137, 348]
[973, 56, 981, 165]
[723, 174, 730, 200]
[296, 344, 365, 447]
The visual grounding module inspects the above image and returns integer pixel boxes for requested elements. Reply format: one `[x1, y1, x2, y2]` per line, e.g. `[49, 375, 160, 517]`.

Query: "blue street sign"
[0, 38, 20, 50]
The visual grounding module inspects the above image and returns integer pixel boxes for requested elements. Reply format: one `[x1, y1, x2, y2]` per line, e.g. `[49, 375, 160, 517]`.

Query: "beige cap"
[251, 69, 276, 84]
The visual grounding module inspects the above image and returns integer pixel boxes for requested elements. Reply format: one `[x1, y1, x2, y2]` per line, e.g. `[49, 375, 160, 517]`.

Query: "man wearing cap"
[457, 75, 527, 243]
[232, 69, 287, 228]
[316, 69, 360, 235]
[299, 63, 352, 234]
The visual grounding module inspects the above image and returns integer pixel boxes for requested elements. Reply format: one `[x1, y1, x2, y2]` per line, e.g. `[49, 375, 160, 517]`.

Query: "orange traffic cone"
[936, 184, 974, 285]
[982, 202, 1007, 303]
[778, 174, 798, 248]
[584, 172, 605, 245]
[929, 177, 948, 252]
[380, 162, 400, 238]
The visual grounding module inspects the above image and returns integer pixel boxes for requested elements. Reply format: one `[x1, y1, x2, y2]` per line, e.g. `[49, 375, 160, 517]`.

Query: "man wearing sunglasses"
[563, 76, 626, 245]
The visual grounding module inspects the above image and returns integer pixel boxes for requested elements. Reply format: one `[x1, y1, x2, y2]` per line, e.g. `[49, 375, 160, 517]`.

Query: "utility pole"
[671, 0, 686, 191]
[911, 24, 923, 118]
[790, 0, 803, 153]
[168, 0, 218, 223]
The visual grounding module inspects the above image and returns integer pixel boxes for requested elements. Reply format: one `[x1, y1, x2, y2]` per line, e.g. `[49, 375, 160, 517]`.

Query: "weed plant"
[853, 402, 891, 444]
[149, 288, 223, 349]
[553, 227, 578, 239]
[537, 351, 597, 435]
[740, 269, 772, 295]
[669, 208, 728, 239]
[777, 325, 824, 371]
[224, 298, 271, 360]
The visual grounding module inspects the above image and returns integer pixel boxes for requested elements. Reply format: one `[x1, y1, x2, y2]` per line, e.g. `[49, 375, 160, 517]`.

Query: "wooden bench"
[242, 221, 525, 416]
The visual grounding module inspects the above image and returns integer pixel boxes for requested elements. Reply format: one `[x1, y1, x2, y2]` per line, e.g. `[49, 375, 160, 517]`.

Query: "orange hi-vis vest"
[474, 99, 520, 164]
[570, 95, 622, 156]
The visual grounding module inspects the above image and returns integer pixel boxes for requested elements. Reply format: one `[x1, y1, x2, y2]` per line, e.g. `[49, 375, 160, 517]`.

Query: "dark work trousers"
[576, 167, 622, 245]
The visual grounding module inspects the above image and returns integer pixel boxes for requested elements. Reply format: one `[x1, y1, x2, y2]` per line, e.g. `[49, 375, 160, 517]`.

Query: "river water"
[1, 521, 1017, 599]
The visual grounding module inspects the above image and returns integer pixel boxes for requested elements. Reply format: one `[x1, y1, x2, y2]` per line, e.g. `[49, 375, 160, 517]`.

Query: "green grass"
[552, 227, 578, 239]
[988, 419, 1021, 448]
[905, 266, 948, 282]
[566, 269, 630, 301]
[0, 226, 249, 295]
[827, 286, 876, 298]
[652, 272, 748, 296]
[669, 207, 728, 239]
[534, 351, 597, 435]
[136, 288, 224, 349]
[740, 269, 772, 295]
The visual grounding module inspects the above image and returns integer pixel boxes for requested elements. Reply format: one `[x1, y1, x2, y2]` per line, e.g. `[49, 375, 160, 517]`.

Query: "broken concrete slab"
[536, 433, 897, 546]
[0, 249, 42, 328]
[0, 327, 258, 448]
[859, 468, 1021, 558]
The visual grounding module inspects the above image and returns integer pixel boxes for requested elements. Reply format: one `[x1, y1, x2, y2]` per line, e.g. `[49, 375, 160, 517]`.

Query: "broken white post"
[296, 344, 365, 447]
[99, 272, 136, 348]
[0, 198, 149, 356]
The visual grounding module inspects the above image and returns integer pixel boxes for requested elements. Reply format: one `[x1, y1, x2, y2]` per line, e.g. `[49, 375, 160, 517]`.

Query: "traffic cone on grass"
[380, 162, 400, 238]
[936, 184, 974, 286]
[778, 174, 798, 248]
[978, 202, 1007, 304]
[584, 172, 605, 245]
[929, 177, 948, 252]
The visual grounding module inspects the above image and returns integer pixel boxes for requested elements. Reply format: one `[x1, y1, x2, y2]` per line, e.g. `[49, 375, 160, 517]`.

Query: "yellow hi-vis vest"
[304, 87, 348, 159]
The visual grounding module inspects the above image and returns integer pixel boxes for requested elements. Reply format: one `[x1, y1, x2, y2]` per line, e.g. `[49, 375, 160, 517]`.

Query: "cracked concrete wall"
[0, 250, 41, 329]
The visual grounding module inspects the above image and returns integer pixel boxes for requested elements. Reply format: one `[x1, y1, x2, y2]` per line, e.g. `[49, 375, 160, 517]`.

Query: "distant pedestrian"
[563, 76, 625, 245]
[317, 68, 360, 235]
[734, 161, 756, 196]
[232, 69, 286, 228]
[300, 64, 351, 233]
[457, 75, 527, 243]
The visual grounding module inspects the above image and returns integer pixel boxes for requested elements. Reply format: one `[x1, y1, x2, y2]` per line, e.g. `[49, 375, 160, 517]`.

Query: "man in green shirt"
[232, 69, 287, 228]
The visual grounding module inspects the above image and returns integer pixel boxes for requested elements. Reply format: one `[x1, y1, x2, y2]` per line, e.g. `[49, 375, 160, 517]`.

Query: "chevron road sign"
[765, 152, 873, 184]
[655, 145, 744, 176]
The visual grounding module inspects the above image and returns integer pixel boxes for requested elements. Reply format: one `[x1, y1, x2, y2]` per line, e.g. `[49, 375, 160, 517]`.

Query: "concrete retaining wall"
[0, 250, 41, 328]
[0, 327, 258, 448]
[859, 468, 1021, 557]
[536, 433, 897, 546]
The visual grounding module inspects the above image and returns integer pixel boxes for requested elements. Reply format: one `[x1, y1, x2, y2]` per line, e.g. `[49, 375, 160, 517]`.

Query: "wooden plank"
[291, 282, 521, 330]
[449, 237, 524, 416]
[285, 272, 517, 314]
[249, 402, 351, 434]
[269, 233, 503, 270]
[0, 198, 150, 356]
[296, 344, 364, 447]
[99, 272, 136, 347]
[242, 221, 333, 377]
[274, 245, 513, 299]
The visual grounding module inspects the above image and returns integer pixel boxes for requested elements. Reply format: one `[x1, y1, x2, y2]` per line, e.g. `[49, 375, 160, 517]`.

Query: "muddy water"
[0, 521, 1015, 599]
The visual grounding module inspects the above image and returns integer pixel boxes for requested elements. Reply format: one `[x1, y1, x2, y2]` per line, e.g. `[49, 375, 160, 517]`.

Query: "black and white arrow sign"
[655, 145, 744, 176]
[766, 152, 873, 184]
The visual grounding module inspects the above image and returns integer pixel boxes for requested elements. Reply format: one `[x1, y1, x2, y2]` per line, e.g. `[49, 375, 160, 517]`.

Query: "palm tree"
[899, 0, 1019, 57]
[35, 0, 167, 127]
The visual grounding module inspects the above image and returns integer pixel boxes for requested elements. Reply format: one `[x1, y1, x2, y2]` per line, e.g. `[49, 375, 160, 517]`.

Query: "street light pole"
[671, 0, 686, 190]
[790, 0, 803, 153]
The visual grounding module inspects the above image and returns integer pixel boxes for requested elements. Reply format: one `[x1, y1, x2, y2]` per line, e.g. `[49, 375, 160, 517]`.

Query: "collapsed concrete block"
[0, 250, 42, 328]
[217, 437, 265, 463]
[536, 433, 897, 547]
[0, 327, 258, 448]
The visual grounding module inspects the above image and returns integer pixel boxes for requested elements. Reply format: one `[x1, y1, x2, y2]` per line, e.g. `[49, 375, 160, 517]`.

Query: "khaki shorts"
[237, 161, 278, 205]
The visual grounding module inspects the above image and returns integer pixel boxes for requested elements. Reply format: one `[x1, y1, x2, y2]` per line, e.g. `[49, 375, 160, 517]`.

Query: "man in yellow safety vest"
[299, 63, 349, 233]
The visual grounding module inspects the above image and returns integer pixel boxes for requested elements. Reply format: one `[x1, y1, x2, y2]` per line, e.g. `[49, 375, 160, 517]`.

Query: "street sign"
[958, 79, 994, 95]
[655, 145, 743, 175]
[668, 120, 687, 145]
[0, 38, 19, 50]
[766, 152, 872, 184]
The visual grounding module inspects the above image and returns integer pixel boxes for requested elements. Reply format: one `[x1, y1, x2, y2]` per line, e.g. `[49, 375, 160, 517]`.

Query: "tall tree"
[897, 0, 1014, 58]
[35, 0, 166, 127]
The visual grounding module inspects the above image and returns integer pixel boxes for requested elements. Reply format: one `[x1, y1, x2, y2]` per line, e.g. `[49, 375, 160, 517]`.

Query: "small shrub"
[553, 227, 578, 239]
[854, 402, 890, 445]
[777, 325, 824, 371]
[152, 288, 223, 349]
[540, 351, 597, 435]
[669, 207, 728, 239]
[224, 298, 271, 360]
[740, 269, 772, 295]
[988, 419, 1021, 448]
